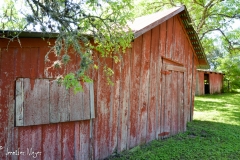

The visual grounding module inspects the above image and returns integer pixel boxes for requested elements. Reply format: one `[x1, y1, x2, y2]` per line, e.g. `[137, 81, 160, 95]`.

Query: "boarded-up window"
[15, 78, 94, 126]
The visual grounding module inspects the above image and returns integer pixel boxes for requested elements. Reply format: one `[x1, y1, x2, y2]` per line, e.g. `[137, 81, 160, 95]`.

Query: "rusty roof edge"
[0, 30, 59, 38]
[197, 69, 225, 75]
[133, 5, 185, 39]
[179, 6, 210, 69]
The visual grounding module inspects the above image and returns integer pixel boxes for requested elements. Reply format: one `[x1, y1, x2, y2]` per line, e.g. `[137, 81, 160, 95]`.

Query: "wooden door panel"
[159, 60, 185, 138]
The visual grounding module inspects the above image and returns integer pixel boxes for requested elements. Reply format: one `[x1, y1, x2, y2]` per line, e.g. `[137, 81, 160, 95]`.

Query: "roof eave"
[179, 8, 210, 69]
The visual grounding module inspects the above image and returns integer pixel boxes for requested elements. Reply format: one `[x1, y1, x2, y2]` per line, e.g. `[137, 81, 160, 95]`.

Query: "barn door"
[159, 58, 186, 138]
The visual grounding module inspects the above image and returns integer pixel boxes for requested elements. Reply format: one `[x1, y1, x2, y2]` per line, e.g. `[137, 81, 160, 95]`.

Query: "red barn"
[196, 70, 224, 95]
[0, 6, 208, 159]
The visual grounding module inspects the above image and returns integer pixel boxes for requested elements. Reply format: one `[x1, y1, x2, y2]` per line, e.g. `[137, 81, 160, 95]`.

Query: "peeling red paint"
[158, 132, 170, 137]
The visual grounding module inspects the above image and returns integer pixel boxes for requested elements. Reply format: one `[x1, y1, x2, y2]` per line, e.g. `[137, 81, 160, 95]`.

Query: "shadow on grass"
[195, 93, 240, 123]
[107, 120, 240, 160]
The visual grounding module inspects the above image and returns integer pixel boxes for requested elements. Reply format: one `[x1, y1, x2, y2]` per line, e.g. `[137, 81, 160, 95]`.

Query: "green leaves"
[62, 73, 83, 93]
[0, 0, 27, 31]
[217, 54, 240, 91]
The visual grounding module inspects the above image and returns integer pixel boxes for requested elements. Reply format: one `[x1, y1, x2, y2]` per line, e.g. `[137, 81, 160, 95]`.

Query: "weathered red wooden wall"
[0, 14, 198, 160]
[209, 72, 224, 94]
[195, 71, 205, 95]
[195, 70, 224, 95]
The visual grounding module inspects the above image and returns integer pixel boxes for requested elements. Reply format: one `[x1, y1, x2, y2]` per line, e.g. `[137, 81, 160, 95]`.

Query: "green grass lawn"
[108, 93, 240, 159]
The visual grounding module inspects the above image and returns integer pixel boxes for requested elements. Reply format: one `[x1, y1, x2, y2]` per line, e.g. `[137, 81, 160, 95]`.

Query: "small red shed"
[0, 6, 208, 159]
[196, 69, 224, 95]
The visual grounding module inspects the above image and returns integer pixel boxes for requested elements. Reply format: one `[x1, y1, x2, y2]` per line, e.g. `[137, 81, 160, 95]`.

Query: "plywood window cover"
[15, 78, 95, 127]
[165, 64, 186, 72]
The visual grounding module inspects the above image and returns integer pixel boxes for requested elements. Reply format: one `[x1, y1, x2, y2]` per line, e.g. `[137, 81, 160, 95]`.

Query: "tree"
[0, 0, 27, 31]
[0, 0, 134, 92]
[217, 54, 240, 91]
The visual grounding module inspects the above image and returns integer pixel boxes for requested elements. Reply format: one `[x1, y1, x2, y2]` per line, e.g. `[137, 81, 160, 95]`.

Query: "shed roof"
[129, 5, 209, 69]
[197, 69, 224, 75]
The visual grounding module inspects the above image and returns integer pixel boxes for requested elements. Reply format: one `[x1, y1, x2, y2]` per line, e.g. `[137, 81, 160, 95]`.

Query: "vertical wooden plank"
[178, 72, 184, 133]
[21, 48, 31, 78]
[171, 17, 177, 62]
[62, 123, 75, 160]
[29, 48, 39, 79]
[15, 79, 24, 126]
[6, 63, 16, 160]
[38, 47, 47, 78]
[158, 22, 166, 138]
[49, 81, 70, 123]
[14, 47, 22, 77]
[129, 36, 142, 148]
[163, 64, 172, 138]
[42, 124, 62, 159]
[83, 83, 90, 120]
[89, 83, 95, 118]
[183, 36, 189, 131]
[157, 56, 163, 139]
[187, 45, 193, 122]
[176, 19, 185, 132]
[159, 63, 166, 139]
[0, 49, 2, 154]
[138, 30, 151, 144]
[24, 78, 50, 126]
[197, 71, 200, 95]
[159, 21, 167, 57]
[0, 47, 16, 159]
[69, 88, 84, 121]
[74, 121, 90, 160]
[165, 18, 174, 59]
[94, 56, 112, 159]
[178, 15, 186, 64]
[171, 71, 178, 135]
[79, 121, 90, 159]
[173, 16, 181, 63]
[201, 72, 204, 95]
[92, 50, 99, 159]
[147, 26, 159, 142]
[211, 73, 213, 93]
[109, 53, 121, 154]
[10, 128, 19, 160]
[210, 73, 213, 94]
[30, 126, 42, 159]
[19, 127, 32, 160]
[118, 48, 131, 152]
[74, 122, 80, 159]
[191, 59, 197, 118]
[195, 71, 199, 95]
